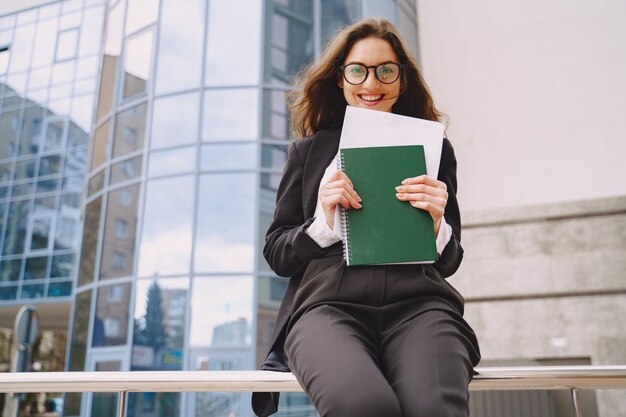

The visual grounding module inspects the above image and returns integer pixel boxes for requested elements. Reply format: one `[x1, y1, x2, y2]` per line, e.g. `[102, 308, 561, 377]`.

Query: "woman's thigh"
[381, 309, 475, 417]
[285, 305, 402, 417]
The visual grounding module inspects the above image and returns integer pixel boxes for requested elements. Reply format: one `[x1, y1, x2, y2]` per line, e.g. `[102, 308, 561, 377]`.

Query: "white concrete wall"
[416, 0, 626, 211]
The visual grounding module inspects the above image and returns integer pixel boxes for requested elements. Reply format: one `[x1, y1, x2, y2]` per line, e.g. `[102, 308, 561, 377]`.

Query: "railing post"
[117, 391, 127, 417]
[570, 388, 582, 417]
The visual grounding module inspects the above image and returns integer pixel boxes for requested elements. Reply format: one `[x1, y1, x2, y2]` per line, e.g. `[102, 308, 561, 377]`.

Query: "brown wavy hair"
[288, 18, 443, 138]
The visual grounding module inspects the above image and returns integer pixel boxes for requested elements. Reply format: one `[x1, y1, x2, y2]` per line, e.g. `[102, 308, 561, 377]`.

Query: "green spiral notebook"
[338, 145, 438, 266]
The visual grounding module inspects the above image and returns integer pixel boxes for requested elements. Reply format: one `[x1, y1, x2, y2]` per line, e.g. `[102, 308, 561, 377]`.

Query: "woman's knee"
[316, 386, 402, 417]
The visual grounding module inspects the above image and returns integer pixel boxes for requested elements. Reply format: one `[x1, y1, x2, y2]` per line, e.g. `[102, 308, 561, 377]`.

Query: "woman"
[252, 18, 480, 417]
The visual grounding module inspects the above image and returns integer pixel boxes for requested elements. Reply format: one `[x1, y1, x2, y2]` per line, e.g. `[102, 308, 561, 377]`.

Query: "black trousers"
[284, 255, 479, 417]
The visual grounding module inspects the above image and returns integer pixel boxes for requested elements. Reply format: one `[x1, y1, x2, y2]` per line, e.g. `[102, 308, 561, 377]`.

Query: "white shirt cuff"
[305, 215, 342, 248]
[435, 217, 453, 255]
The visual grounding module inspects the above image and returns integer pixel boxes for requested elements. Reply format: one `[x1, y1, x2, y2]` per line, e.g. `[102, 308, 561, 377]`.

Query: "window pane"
[78, 197, 102, 286]
[56, 28, 79, 61]
[69, 289, 92, 371]
[51, 253, 76, 278]
[138, 176, 194, 276]
[202, 89, 258, 140]
[79, 6, 105, 56]
[155, 0, 204, 95]
[91, 120, 110, 170]
[122, 29, 154, 100]
[195, 173, 254, 273]
[93, 282, 131, 346]
[9, 24, 36, 73]
[205, 0, 261, 86]
[19, 106, 45, 156]
[3, 200, 29, 255]
[48, 280, 72, 297]
[200, 143, 256, 171]
[87, 170, 104, 196]
[0, 285, 18, 300]
[39, 154, 62, 176]
[21, 283, 45, 299]
[125, 0, 158, 34]
[150, 92, 199, 150]
[96, 0, 124, 119]
[113, 102, 147, 158]
[24, 256, 48, 280]
[132, 277, 188, 369]
[100, 185, 139, 280]
[44, 118, 67, 151]
[30, 216, 52, 250]
[54, 216, 80, 250]
[0, 110, 20, 159]
[110, 156, 142, 185]
[148, 146, 196, 177]
[190, 276, 252, 347]
[31, 18, 57, 68]
[0, 259, 22, 282]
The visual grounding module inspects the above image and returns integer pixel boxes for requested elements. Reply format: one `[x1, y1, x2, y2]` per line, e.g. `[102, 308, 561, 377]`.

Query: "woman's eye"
[350, 67, 363, 73]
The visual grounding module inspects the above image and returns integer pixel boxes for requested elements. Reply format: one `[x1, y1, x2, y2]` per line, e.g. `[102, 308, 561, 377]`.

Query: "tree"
[141, 281, 166, 352]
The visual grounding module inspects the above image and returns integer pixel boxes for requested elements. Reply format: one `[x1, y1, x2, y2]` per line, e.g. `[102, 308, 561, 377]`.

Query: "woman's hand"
[319, 170, 362, 229]
[395, 175, 448, 236]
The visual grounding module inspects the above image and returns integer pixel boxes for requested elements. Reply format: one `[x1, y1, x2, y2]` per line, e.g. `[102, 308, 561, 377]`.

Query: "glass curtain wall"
[64, 0, 418, 416]
[0, 0, 104, 304]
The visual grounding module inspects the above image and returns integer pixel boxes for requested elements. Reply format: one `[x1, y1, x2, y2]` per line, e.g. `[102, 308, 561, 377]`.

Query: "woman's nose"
[363, 68, 381, 88]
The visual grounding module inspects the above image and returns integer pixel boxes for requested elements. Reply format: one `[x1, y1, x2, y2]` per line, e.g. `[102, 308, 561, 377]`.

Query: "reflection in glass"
[320, 0, 361, 47]
[91, 361, 121, 417]
[39, 154, 62, 176]
[138, 176, 194, 277]
[80, 6, 105, 56]
[195, 174, 254, 273]
[55, 28, 79, 61]
[125, 0, 158, 35]
[259, 173, 281, 272]
[30, 216, 51, 250]
[150, 92, 199, 149]
[202, 89, 259, 141]
[268, 5, 313, 83]
[91, 120, 110, 170]
[190, 276, 252, 347]
[51, 254, 75, 278]
[71, 94, 96, 132]
[262, 89, 290, 139]
[19, 107, 45, 156]
[155, 0, 204, 95]
[44, 118, 67, 151]
[48, 281, 72, 297]
[0, 259, 21, 282]
[31, 19, 57, 68]
[0, 109, 20, 159]
[69, 289, 92, 371]
[205, 0, 261, 86]
[8, 24, 36, 73]
[21, 283, 45, 299]
[14, 158, 36, 180]
[200, 143, 256, 171]
[123, 29, 154, 100]
[113, 102, 147, 157]
[96, 0, 125, 119]
[87, 170, 105, 196]
[132, 278, 188, 369]
[110, 156, 142, 185]
[3, 200, 29, 255]
[93, 283, 131, 346]
[77, 197, 102, 286]
[0, 285, 18, 300]
[100, 185, 139, 280]
[24, 256, 48, 280]
[148, 146, 195, 177]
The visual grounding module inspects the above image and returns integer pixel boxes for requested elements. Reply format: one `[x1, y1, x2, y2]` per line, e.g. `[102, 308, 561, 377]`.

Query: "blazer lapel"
[301, 128, 341, 218]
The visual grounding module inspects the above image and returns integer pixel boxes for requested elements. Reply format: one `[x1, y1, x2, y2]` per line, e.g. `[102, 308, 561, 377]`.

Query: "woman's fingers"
[401, 175, 447, 191]
[395, 183, 447, 199]
[321, 187, 361, 209]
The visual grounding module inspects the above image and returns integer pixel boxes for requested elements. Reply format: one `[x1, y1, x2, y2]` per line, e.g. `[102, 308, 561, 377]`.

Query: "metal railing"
[1, 366, 626, 417]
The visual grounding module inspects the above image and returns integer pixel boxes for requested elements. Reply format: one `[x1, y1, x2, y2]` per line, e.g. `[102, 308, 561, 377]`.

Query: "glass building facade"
[0, 1, 419, 416]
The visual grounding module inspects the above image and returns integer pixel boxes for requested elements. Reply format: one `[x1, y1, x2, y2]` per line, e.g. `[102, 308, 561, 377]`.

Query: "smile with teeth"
[358, 94, 384, 102]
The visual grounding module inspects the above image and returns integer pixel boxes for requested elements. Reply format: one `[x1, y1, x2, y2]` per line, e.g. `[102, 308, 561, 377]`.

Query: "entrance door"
[85, 348, 129, 417]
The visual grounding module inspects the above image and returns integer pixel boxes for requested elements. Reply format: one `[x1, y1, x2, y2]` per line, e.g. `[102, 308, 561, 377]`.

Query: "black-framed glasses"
[339, 62, 404, 85]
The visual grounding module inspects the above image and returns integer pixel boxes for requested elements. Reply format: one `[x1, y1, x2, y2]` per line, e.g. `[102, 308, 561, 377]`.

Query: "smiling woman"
[253, 18, 480, 417]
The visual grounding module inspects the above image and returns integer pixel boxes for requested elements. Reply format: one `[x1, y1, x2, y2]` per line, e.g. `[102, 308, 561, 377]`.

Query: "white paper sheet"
[339, 106, 445, 178]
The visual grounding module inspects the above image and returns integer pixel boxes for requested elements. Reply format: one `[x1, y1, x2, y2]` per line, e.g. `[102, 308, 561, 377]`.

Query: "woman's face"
[339, 37, 401, 113]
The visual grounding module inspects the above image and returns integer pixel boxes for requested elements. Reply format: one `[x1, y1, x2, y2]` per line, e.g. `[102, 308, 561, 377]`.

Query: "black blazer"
[252, 127, 465, 417]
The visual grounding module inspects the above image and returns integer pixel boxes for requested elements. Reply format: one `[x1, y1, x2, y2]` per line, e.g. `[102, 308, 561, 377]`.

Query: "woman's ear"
[338, 77, 343, 89]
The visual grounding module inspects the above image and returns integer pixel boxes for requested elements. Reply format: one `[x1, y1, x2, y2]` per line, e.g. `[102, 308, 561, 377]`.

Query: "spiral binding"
[337, 151, 352, 265]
